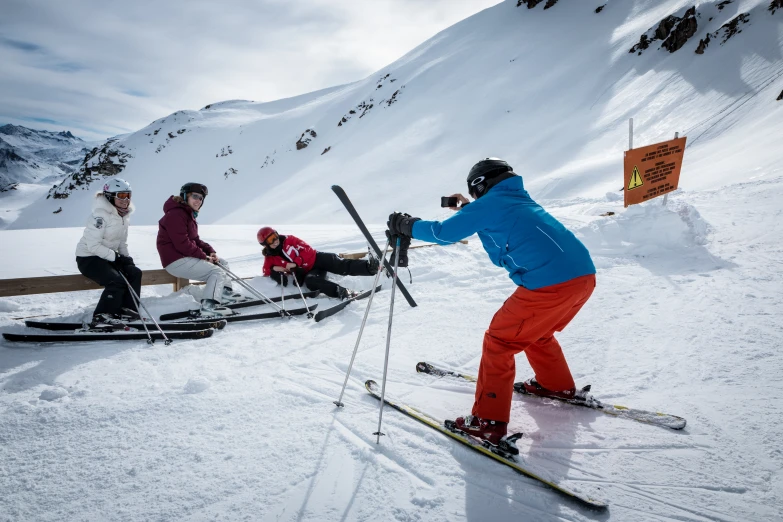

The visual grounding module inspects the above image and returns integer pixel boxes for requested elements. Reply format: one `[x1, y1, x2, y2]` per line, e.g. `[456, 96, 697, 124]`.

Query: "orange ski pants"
[473, 274, 595, 423]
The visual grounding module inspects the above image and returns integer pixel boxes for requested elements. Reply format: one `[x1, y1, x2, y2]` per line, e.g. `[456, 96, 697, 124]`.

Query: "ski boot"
[446, 414, 523, 458]
[200, 299, 235, 317]
[336, 286, 359, 301]
[366, 254, 381, 275]
[518, 378, 585, 401]
[221, 287, 244, 305]
[89, 313, 131, 331]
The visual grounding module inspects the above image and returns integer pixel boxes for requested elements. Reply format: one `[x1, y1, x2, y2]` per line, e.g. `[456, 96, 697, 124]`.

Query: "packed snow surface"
[1, 176, 782, 520]
[1, 0, 783, 519]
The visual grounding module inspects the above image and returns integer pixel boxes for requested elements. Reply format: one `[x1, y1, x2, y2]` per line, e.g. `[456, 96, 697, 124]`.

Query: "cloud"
[25, 117, 59, 125]
[0, 0, 501, 141]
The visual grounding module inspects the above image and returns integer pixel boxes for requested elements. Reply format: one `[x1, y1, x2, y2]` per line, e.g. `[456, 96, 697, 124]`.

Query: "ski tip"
[365, 380, 379, 393]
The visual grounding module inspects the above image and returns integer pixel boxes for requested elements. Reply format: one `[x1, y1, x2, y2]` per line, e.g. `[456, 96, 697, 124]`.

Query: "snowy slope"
[1, 0, 782, 520]
[8, 0, 783, 229]
[1, 177, 782, 520]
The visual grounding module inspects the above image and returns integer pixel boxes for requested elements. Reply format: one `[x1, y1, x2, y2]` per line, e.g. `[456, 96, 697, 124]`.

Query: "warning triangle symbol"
[628, 166, 643, 190]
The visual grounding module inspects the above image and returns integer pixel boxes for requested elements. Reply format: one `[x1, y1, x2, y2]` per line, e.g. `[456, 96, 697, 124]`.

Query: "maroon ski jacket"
[156, 196, 215, 267]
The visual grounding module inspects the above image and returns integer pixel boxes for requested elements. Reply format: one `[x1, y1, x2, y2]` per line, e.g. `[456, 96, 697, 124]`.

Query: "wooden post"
[174, 277, 189, 292]
[662, 131, 678, 207]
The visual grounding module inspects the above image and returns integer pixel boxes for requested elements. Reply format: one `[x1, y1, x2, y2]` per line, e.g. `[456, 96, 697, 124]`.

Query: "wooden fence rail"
[0, 269, 189, 298]
[1, 241, 469, 298]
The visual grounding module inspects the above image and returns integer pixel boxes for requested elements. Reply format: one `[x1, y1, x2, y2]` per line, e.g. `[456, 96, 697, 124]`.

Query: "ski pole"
[120, 272, 154, 345]
[216, 261, 290, 317]
[375, 235, 401, 444]
[334, 238, 390, 408]
[118, 271, 172, 346]
[288, 271, 314, 319]
[281, 274, 286, 313]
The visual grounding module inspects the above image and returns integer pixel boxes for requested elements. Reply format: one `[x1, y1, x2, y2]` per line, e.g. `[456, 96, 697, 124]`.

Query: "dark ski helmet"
[180, 182, 208, 202]
[466, 158, 515, 199]
[257, 226, 279, 246]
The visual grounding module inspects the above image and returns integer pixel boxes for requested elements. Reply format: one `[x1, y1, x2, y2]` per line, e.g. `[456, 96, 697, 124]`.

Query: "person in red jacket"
[257, 227, 379, 299]
[157, 182, 240, 316]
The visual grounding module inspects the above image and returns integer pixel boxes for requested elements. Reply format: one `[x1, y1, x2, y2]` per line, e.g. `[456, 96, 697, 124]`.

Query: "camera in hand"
[441, 196, 459, 208]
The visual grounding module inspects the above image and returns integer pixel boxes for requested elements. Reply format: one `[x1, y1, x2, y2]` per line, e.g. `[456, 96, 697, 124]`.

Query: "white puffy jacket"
[75, 193, 134, 261]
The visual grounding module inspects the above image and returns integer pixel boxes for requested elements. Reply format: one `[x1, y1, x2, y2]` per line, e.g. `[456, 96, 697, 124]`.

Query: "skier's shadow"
[458, 395, 608, 521]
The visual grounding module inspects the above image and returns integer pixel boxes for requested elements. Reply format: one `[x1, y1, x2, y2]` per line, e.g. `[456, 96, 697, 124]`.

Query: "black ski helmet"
[180, 182, 208, 202]
[466, 158, 515, 199]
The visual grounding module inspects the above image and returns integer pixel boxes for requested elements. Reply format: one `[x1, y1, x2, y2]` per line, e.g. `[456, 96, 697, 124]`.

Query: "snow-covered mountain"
[0, 124, 96, 229]
[0, 124, 89, 189]
[9, 0, 783, 230]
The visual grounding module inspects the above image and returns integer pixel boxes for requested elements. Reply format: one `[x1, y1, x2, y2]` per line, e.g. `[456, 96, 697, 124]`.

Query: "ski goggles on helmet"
[262, 232, 279, 246]
[114, 192, 132, 200]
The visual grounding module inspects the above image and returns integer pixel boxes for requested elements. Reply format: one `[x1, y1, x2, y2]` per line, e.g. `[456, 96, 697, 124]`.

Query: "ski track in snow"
[1, 176, 781, 520]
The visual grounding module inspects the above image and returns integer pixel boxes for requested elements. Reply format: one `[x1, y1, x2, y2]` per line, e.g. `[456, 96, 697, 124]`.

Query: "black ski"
[331, 185, 417, 308]
[3, 329, 215, 343]
[162, 305, 316, 323]
[24, 319, 227, 332]
[159, 291, 320, 321]
[313, 286, 382, 322]
[228, 290, 320, 310]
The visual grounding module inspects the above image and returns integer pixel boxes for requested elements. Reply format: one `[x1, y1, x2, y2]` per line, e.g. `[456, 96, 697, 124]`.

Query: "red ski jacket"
[262, 235, 317, 276]
[156, 196, 215, 267]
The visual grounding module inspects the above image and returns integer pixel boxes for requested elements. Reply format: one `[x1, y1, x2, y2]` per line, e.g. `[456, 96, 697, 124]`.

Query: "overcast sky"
[0, 0, 501, 141]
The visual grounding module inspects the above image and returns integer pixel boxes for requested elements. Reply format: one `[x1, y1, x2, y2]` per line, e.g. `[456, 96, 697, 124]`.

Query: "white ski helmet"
[103, 178, 132, 203]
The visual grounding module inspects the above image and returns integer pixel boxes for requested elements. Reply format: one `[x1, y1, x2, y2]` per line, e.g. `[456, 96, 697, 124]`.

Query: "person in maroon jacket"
[157, 182, 240, 315]
[257, 227, 379, 299]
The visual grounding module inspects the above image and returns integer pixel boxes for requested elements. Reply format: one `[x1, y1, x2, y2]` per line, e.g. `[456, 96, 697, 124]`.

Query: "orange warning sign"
[624, 136, 686, 207]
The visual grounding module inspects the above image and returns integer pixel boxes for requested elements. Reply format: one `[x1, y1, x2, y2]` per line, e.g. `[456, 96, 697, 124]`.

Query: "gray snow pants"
[165, 257, 233, 303]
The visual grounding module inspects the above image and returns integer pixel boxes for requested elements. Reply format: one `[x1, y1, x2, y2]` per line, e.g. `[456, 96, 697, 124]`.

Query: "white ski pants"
[165, 257, 233, 303]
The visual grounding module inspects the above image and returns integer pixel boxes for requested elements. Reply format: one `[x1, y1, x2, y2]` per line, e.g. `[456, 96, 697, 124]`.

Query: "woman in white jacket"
[75, 178, 142, 325]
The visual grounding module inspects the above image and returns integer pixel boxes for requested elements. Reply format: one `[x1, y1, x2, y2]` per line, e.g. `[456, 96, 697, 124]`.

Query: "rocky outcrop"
[517, 0, 544, 7]
[596, 4, 606, 13]
[777, 89, 783, 101]
[770, 0, 783, 15]
[697, 12, 751, 53]
[695, 34, 711, 54]
[631, 7, 698, 54]
[47, 139, 132, 199]
[296, 129, 317, 150]
[662, 7, 698, 52]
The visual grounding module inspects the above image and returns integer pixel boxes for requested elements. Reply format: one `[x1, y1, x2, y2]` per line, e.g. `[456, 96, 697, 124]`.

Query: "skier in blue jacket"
[387, 158, 596, 453]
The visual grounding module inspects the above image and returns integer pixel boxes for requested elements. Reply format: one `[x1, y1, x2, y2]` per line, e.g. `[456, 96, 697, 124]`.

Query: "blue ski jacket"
[411, 176, 595, 290]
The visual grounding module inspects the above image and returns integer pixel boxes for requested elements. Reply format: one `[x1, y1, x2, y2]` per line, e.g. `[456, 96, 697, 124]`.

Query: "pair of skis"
[158, 290, 321, 322]
[366, 362, 688, 507]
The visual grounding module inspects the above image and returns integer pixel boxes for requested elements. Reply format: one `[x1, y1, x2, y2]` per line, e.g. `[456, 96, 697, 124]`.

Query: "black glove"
[387, 212, 420, 238]
[385, 230, 411, 268]
[115, 254, 135, 267]
[269, 270, 288, 287]
[291, 267, 307, 285]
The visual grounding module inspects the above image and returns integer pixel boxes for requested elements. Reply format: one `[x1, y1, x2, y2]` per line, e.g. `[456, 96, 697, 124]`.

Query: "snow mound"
[579, 199, 711, 257]
[39, 387, 69, 401]
[183, 376, 211, 394]
[0, 299, 21, 313]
